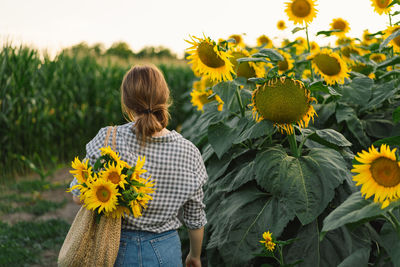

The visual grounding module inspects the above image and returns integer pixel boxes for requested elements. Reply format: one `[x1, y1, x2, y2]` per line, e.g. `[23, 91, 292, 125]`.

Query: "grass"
[0, 170, 73, 266]
[0, 219, 70, 266]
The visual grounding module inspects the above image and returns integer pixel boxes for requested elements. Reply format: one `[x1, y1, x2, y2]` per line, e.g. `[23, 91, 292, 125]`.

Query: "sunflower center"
[313, 54, 341, 76]
[197, 42, 225, 68]
[108, 171, 121, 184]
[376, 0, 390, 8]
[96, 186, 111, 202]
[278, 59, 289, 71]
[291, 0, 311, 18]
[370, 157, 400, 187]
[333, 20, 346, 31]
[81, 170, 89, 181]
[254, 78, 309, 124]
[371, 54, 384, 62]
[259, 36, 270, 45]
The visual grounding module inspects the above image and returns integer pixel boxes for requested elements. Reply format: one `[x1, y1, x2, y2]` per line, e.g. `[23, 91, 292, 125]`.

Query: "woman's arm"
[186, 227, 204, 267]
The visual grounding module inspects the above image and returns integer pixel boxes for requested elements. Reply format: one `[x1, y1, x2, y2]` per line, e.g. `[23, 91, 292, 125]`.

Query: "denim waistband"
[120, 229, 177, 242]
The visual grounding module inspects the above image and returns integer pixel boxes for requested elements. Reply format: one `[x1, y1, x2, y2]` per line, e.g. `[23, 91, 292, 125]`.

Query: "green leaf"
[335, 104, 354, 123]
[377, 55, 400, 69]
[361, 81, 399, 112]
[365, 119, 394, 139]
[308, 81, 342, 96]
[237, 57, 272, 64]
[286, 221, 372, 267]
[337, 248, 371, 267]
[346, 115, 371, 148]
[234, 120, 275, 144]
[292, 27, 305, 34]
[208, 122, 241, 159]
[341, 77, 373, 107]
[380, 28, 400, 50]
[373, 135, 400, 146]
[302, 129, 352, 148]
[393, 106, 400, 123]
[206, 185, 295, 267]
[380, 221, 400, 267]
[316, 29, 343, 37]
[313, 102, 336, 125]
[212, 81, 238, 112]
[254, 146, 349, 224]
[257, 48, 285, 61]
[321, 191, 387, 233]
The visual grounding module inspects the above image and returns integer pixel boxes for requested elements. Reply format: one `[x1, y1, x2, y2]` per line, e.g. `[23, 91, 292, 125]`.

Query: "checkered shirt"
[70, 122, 207, 233]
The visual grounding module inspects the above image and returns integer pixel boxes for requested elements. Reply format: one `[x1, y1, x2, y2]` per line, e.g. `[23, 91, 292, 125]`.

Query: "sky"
[0, 0, 397, 58]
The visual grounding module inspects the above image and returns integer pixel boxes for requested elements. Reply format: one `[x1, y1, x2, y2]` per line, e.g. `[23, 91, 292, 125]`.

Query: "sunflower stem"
[235, 86, 245, 117]
[389, 13, 392, 27]
[305, 25, 315, 81]
[288, 132, 299, 157]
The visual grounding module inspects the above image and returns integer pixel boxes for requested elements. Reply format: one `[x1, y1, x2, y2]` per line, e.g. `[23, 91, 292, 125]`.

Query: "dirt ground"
[0, 167, 80, 267]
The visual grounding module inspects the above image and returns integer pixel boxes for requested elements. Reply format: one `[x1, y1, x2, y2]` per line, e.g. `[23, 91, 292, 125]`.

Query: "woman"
[70, 65, 207, 267]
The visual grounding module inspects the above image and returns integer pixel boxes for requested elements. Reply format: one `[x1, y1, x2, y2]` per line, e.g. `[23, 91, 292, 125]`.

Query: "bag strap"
[104, 126, 117, 150]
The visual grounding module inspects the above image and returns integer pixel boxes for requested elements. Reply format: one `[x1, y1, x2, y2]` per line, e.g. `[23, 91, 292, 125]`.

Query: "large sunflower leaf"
[234, 120, 275, 144]
[321, 191, 400, 233]
[341, 77, 373, 107]
[380, 220, 400, 267]
[254, 146, 349, 225]
[302, 128, 352, 148]
[285, 221, 371, 267]
[360, 81, 399, 112]
[345, 115, 371, 148]
[373, 135, 400, 146]
[206, 184, 295, 267]
[337, 248, 371, 267]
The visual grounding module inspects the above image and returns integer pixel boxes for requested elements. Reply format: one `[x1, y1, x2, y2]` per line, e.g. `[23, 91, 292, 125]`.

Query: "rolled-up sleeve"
[182, 152, 208, 229]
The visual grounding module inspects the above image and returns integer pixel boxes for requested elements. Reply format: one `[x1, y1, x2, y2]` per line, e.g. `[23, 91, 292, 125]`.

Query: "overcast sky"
[0, 0, 397, 58]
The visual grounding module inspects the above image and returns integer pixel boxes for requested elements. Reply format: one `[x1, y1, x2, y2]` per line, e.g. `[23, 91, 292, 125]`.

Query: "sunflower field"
[182, 0, 400, 266]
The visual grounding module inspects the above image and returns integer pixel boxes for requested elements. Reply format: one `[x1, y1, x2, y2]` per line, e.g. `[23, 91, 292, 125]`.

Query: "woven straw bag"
[58, 126, 121, 267]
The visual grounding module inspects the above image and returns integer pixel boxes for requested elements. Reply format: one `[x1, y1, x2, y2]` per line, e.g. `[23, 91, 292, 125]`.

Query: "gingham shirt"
[70, 122, 207, 233]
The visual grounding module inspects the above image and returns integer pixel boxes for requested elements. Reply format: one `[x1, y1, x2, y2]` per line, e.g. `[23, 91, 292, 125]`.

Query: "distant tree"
[105, 41, 134, 58]
[91, 43, 105, 56]
[136, 46, 176, 59]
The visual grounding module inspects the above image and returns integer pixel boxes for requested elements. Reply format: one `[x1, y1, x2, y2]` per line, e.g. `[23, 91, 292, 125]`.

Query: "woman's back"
[81, 122, 207, 232]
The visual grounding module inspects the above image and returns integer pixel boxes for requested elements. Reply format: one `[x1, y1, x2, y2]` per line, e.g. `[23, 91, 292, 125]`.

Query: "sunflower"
[277, 20, 287, 30]
[228, 48, 266, 79]
[257, 35, 273, 48]
[384, 26, 400, 53]
[294, 37, 307, 55]
[100, 161, 128, 190]
[302, 69, 312, 80]
[362, 30, 375, 45]
[107, 205, 131, 219]
[229, 34, 245, 47]
[84, 179, 120, 214]
[310, 41, 320, 53]
[330, 18, 350, 37]
[129, 199, 143, 218]
[277, 50, 295, 74]
[186, 35, 235, 82]
[352, 144, 400, 209]
[250, 77, 317, 135]
[131, 156, 147, 181]
[370, 53, 387, 63]
[190, 89, 214, 111]
[370, 0, 392, 15]
[136, 176, 156, 195]
[336, 37, 354, 46]
[70, 157, 92, 184]
[259, 231, 276, 252]
[308, 48, 349, 85]
[100, 146, 121, 164]
[285, 0, 318, 25]
[368, 72, 376, 79]
[340, 45, 365, 63]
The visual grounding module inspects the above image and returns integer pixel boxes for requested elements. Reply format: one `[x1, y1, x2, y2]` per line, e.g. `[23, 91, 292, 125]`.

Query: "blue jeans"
[114, 229, 183, 267]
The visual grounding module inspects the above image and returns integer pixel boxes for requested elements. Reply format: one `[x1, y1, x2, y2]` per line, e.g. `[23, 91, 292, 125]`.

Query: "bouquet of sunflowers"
[68, 146, 155, 220]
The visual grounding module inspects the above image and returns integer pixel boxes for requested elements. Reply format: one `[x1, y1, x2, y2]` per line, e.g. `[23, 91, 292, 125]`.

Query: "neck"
[152, 128, 169, 137]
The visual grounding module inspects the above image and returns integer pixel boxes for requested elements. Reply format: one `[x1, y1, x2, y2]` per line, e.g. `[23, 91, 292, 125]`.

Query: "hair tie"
[142, 109, 152, 114]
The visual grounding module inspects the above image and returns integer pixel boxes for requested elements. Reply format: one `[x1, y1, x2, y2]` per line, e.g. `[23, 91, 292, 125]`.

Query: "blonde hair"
[121, 64, 171, 146]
